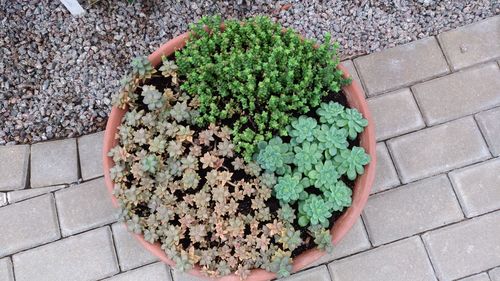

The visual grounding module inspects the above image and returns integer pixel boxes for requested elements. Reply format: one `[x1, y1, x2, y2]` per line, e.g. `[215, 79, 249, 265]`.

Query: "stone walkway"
[0, 16, 499, 281]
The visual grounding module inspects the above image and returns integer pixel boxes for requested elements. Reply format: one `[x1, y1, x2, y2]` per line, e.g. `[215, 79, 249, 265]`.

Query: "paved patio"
[0, 16, 499, 281]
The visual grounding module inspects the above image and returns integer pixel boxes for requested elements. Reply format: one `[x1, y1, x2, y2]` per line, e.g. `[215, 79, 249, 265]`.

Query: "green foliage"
[337, 108, 369, 140]
[141, 85, 164, 111]
[334, 147, 371, 180]
[131, 56, 155, 78]
[111, 57, 306, 279]
[176, 16, 349, 161]
[309, 225, 334, 253]
[323, 181, 352, 211]
[111, 15, 371, 277]
[289, 116, 318, 144]
[255, 137, 293, 175]
[268, 250, 293, 278]
[315, 124, 348, 158]
[307, 160, 340, 190]
[298, 195, 333, 227]
[316, 101, 344, 124]
[141, 155, 158, 174]
[274, 173, 309, 203]
[278, 204, 296, 223]
[293, 142, 322, 172]
[278, 229, 303, 251]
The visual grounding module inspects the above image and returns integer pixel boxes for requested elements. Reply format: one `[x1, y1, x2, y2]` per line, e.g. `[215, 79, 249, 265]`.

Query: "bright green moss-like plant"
[176, 16, 349, 161]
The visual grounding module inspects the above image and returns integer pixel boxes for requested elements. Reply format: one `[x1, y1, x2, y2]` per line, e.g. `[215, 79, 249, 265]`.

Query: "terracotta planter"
[103, 31, 376, 281]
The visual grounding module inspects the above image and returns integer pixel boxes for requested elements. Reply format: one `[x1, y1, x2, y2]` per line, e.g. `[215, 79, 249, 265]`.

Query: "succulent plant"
[298, 194, 333, 227]
[255, 137, 293, 175]
[314, 124, 348, 158]
[288, 116, 318, 144]
[316, 101, 344, 125]
[159, 56, 179, 83]
[141, 85, 164, 111]
[110, 16, 372, 279]
[307, 160, 340, 190]
[278, 229, 303, 251]
[274, 173, 309, 204]
[334, 147, 371, 180]
[293, 142, 322, 173]
[309, 225, 333, 253]
[131, 56, 156, 78]
[268, 250, 293, 278]
[336, 108, 368, 140]
[277, 203, 296, 223]
[141, 155, 158, 174]
[170, 101, 191, 123]
[323, 181, 352, 211]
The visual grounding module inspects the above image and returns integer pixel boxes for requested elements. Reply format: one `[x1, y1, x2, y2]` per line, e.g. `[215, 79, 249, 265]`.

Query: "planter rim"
[103, 30, 376, 281]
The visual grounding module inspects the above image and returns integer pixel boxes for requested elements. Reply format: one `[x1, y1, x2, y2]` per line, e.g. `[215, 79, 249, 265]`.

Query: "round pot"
[103, 31, 376, 281]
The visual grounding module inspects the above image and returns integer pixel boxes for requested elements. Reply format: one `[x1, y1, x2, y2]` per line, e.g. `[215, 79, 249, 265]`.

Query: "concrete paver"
[371, 142, 400, 194]
[0, 258, 14, 281]
[449, 158, 500, 217]
[354, 37, 449, 96]
[7, 184, 65, 204]
[305, 218, 371, 268]
[476, 106, 500, 156]
[328, 237, 436, 281]
[438, 16, 500, 70]
[368, 88, 425, 141]
[0, 194, 60, 257]
[363, 175, 463, 246]
[422, 211, 500, 280]
[412, 62, 500, 126]
[31, 139, 78, 188]
[0, 145, 29, 191]
[13, 227, 119, 281]
[104, 263, 171, 281]
[111, 222, 159, 271]
[55, 177, 119, 236]
[78, 131, 104, 180]
[388, 117, 490, 183]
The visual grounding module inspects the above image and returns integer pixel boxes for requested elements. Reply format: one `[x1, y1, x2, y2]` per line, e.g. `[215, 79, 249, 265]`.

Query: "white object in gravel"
[60, 0, 85, 15]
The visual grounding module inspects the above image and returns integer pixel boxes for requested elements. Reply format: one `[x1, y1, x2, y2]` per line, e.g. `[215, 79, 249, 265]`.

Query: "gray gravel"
[0, 0, 498, 145]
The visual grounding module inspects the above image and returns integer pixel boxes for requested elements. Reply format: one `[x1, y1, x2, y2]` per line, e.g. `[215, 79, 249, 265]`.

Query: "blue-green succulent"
[293, 142, 322, 172]
[314, 124, 348, 158]
[336, 108, 368, 140]
[316, 101, 344, 124]
[323, 181, 352, 211]
[307, 160, 340, 190]
[334, 147, 371, 180]
[288, 116, 318, 144]
[298, 194, 333, 227]
[274, 173, 309, 203]
[256, 137, 293, 175]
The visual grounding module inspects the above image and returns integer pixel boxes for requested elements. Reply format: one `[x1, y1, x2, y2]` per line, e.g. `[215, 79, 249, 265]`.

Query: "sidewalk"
[0, 15, 499, 281]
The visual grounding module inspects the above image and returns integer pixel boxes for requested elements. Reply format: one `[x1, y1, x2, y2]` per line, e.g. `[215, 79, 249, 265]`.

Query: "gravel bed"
[0, 0, 498, 145]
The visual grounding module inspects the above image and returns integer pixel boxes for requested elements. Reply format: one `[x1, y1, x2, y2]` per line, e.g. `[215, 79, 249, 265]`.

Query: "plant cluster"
[111, 57, 305, 279]
[110, 15, 371, 280]
[176, 16, 350, 161]
[256, 101, 370, 242]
